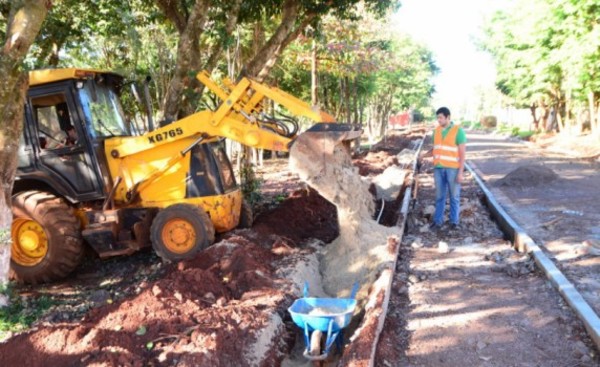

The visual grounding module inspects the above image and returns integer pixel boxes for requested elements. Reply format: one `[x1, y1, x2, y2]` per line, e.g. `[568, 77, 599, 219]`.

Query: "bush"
[480, 115, 497, 128]
[517, 130, 535, 139]
[240, 163, 263, 205]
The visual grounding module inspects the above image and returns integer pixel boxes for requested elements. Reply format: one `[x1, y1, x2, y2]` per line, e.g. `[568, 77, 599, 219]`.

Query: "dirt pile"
[289, 141, 399, 299]
[0, 236, 294, 366]
[496, 164, 558, 187]
[354, 133, 417, 176]
[252, 188, 338, 246]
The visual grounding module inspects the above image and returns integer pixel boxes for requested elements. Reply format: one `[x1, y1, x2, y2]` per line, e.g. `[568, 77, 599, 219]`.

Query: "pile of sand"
[290, 140, 399, 299]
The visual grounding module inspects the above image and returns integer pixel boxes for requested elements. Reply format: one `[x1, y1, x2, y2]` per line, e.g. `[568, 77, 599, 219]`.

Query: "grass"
[516, 130, 535, 139]
[0, 283, 54, 338]
[462, 121, 482, 130]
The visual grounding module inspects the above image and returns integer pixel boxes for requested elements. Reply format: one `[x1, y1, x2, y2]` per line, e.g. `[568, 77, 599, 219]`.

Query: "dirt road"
[376, 131, 599, 366]
[467, 131, 600, 317]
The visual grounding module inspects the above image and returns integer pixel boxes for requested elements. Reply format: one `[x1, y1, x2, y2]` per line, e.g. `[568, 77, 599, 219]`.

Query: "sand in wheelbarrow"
[289, 143, 400, 299]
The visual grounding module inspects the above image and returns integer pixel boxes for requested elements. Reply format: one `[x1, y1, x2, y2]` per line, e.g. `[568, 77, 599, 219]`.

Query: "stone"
[583, 239, 600, 256]
[423, 205, 435, 216]
[151, 285, 162, 297]
[174, 291, 183, 302]
[476, 341, 487, 350]
[438, 241, 449, 253]
[90, 289, 111, 304]
[216, 297, 227, 307]
[411, 240, 423, 249]
[573, 341, 588, 358]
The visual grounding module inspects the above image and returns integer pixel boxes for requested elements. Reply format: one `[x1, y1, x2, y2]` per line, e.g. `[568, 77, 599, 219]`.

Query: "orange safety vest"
[433, 125, 460, 168]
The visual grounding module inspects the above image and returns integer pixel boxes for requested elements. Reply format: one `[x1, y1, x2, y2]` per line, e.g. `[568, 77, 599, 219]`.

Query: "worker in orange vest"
[430, 107, 467, 230]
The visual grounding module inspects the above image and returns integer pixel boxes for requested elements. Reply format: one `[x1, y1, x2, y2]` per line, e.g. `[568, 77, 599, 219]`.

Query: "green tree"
[0, 0, 49, 303]
[481, 0, 600, 133]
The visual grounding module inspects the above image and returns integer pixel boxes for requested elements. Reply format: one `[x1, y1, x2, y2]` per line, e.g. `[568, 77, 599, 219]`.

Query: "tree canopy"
[480, 0, 600, 133]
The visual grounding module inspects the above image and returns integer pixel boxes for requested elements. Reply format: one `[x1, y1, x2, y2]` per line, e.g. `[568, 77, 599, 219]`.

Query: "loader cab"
[16, 69, 130, 203]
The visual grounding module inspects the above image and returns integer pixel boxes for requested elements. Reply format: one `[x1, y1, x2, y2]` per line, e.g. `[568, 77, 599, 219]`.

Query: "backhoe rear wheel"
[150, 204, 215, 262]
[237, 200, 253, 229]
[11, 191, 84, 284]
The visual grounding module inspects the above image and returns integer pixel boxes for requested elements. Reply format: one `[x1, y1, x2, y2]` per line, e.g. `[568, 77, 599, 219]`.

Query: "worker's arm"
[456, 143, 466, 183]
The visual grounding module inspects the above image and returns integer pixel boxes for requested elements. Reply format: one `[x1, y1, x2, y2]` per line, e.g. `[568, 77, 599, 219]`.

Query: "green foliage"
[0, 284, 54, 336]
[273, 8, 437, 132]
[513, 128, 535, 139]
[480, 0, 600, 117]
[519, 131, 535, 139]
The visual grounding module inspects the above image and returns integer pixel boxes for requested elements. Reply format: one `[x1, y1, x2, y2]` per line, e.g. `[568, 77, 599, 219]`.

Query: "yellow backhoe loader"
[11, 68, 360, 283]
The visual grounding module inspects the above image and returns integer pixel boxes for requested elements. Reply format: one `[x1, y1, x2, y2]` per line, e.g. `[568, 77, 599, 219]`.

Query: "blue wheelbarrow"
[288, 282, 358, 361]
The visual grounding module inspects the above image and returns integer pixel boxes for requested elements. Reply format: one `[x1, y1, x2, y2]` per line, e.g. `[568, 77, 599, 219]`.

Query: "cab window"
[32, 94, 77, 150]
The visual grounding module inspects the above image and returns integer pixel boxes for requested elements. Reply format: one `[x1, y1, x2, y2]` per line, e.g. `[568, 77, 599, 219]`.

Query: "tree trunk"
[311, 39, 318, 107]
[588, 91, 596, 135]
[244, 0, 314, 81]
[359, 95, 365, 127]
[160, 0, 210, 121]
[0, 0, 49, 301]
[529, 103, 539, 130]
[352, 78, 358, 125]
[596, 99, 600, 136]
[344, 76, 351, 124]
[196, 0, 242, 98]
[336, 77, 345, 120]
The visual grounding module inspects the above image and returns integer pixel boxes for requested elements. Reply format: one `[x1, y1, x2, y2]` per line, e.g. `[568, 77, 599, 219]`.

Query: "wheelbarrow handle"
[350, 282, 359, 299]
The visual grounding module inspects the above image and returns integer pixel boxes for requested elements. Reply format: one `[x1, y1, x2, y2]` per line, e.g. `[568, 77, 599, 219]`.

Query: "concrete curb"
[466, 161, 600, 349]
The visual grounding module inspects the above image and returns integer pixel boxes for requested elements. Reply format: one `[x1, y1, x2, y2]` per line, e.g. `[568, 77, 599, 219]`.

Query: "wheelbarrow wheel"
[309, 329, 323, 357]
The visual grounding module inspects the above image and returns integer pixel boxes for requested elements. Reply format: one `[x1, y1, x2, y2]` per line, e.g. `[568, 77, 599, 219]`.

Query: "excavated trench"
[281, 131, 424, 366]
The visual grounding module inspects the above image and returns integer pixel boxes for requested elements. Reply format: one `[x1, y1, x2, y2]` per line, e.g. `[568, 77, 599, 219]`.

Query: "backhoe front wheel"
[11, 191, 84, 284]
[150, 204, 215, 262]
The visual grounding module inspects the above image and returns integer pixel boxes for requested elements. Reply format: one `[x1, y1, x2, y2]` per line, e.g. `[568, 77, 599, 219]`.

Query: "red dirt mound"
[354, 131, 418, 176]
[252, 188, 339, 245]
[0, 236, 292, 367]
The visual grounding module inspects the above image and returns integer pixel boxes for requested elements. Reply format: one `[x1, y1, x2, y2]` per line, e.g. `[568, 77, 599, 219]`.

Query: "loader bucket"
[290, 123, 362, 159]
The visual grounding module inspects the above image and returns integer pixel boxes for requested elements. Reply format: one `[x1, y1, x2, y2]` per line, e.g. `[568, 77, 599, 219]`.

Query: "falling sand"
[289, 136, 399, 299]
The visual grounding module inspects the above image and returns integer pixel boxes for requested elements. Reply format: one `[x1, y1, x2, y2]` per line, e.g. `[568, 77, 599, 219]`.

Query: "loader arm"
[107, 70, 357, 161]
[197, 71, 336, 124]
[104, 71, 361, 205]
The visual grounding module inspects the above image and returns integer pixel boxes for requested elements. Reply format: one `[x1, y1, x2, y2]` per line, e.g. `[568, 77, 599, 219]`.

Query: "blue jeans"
[433, 168, 461, 225]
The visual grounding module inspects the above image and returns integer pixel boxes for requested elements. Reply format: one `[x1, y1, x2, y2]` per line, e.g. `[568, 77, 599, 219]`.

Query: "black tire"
[238, 200, 253, 229]
[150, 204, 215, 262]
[11, 191, 84, 284]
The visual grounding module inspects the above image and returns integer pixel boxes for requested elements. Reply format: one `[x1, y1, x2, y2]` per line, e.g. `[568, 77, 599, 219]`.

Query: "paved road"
[466, 131, 600, 313]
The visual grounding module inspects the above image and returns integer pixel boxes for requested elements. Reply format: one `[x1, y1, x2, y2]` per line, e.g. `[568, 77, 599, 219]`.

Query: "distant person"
[430, 107, 467, 231]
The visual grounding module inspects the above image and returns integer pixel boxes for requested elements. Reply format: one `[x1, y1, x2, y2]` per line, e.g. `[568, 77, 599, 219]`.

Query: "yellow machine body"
[104, 133, 242, 232]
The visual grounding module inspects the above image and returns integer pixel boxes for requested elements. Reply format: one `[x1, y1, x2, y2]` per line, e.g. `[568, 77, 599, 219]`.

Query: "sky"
[391, 0, 505, 115]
